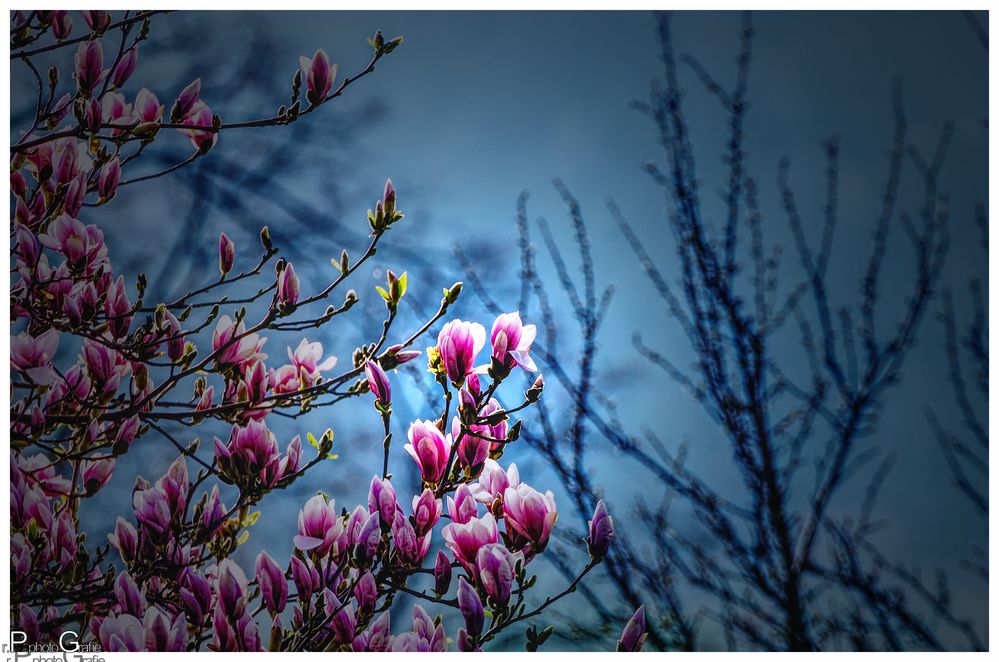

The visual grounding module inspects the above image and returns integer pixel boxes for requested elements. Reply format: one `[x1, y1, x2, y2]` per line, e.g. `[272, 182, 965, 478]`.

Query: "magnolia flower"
[323, 588, 356, 644]
[300, 48, 336, 103]
[98, 157, 121, 201]
[405, 419, 452, 486]
[441, 512, 499, 572]
[212, 315, 267, 369]
[364, 359, 391, 407]
[99, 613, 144, 652]
[216, 558, 249, 619]
[143, 606, 187, 651]
[278, 262, 300, 306]
[353, 611, 392, 652]
[11, 328, 59, 385]
[291, 555, 321, 604]
[503, 483, 558, 555]
[180, 101, 217, 152]
[368, 475, 397, 524]
[287, 338, 337, 385]
[111, 47, 138, 89]
[75, 40, 103, 95]
[38, 214, 106, 270]
[215, 420, 282, 488]
[108, 516, 138, 565]
[457, 577, 484, 637]
[447, 483, 478, 524]
[471, 459, 520, 504]
[451, 416, 490, 471]
[202, 485, 227, 536]
[490, 311, 537, 372]
[617, 605, 648, 652]
[354, 570, 378, 615]
[436, 319, 486, 385]
[434, 550, 452, 595]
[179, 569, 213, 625]
[83, 10, 111, 32]
[81, 457, 115, 495]
[132, 484, 173, 543]
[588, 499, 615, 560]
[411, 489, 442, 537]
[219, 232, 235, 276]
[173, 78, 202, 119]
[391, 510, 428, 567]
[114, 572, 146, 616]
[255, 551, 288, 614]
[293, 494, 343, 556]
[133, 88, 164, 124]
[355, 511, 382, 564]
[476, 543, 521, 607]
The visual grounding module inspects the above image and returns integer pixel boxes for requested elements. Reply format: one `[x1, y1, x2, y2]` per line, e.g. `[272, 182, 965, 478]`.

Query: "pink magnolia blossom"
[212, 314, 267, 369]
[218, 232, 235, 276]
[82, 457, 115, 494]
[490, 311, 537, 372]
[180, 101, 217, 152]
[133, 88, 164, 124]
[364, 359, 391, 406]
[98, 157, 121, 201]
[38, 214, 107, 271]
[277, 261, 300, 306]
[75, 40, 103, 95]
[436, 319, 486, 385]
[216, 558, 249, 619]
[617, 605, 648, 652]
[404, 419, 452, 486]
[475, 543, 521, 607]
[299, 48, 335, 103]
[411, 488, 442, 537]
[368, 475, 397, 524]
[83, 10, 111, 33]
[173, 78, 202, 119]
[503, 483, 558, 555]
[441, 512, 499, 572]
[255, 551, 288, 614]
[447, 483, 478, 524]
[293, 494, 344, 556]
[471, 459, 520, 504]
[111, 47, 138, 89]
[11, 328, 59, 385]
[288, 338, 337, 383]
[588, 499, 614, 560]
[457, 576, 484, 637]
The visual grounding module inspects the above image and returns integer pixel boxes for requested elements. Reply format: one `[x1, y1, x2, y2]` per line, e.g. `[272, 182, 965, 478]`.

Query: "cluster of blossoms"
[10, 11, 644, 653]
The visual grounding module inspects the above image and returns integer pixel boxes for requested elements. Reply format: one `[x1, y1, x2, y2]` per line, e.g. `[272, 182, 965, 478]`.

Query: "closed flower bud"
[353, 570, 377, 615]
[367, 475, 397, 525]
[255, 551, 288, 614]
[456, 577, 484, 637]
[299, 49, 335, 104]
[617, 605, 648, 652]
[218, 232, 235, 276]
[98, 157, 120, 201]
[364, 360, 391, 407]
[433, 550, 452, 595]
[111, 47, 138, 89]
[277, 261, 300, 307]
[411, 488, 442, 537]
[216, 558, 249, 619]
[475, 543, 520, 607]
[587, 499, 614, 560]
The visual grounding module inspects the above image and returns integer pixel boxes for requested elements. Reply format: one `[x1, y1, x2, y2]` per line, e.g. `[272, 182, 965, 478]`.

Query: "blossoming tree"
[9, 11, 642, 652]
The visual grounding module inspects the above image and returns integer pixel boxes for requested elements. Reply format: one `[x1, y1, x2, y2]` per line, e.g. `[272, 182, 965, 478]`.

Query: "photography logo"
[4, 631, 104, 662]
